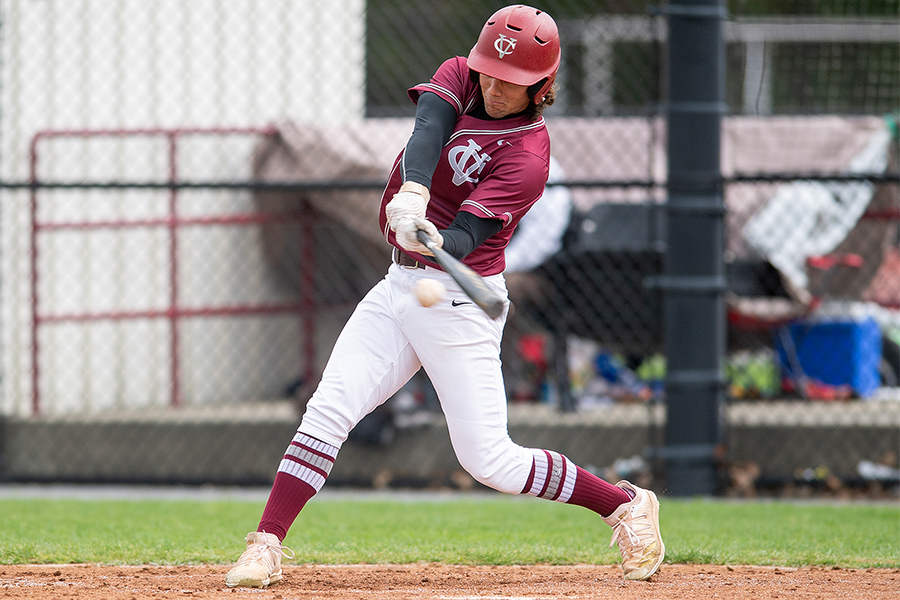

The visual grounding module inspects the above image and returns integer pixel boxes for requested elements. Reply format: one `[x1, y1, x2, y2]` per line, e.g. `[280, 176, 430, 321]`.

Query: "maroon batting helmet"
[467, 5, 561, 104]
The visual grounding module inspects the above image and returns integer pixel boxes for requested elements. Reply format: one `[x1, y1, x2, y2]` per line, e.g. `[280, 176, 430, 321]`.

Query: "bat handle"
[416, 229, 436, 251]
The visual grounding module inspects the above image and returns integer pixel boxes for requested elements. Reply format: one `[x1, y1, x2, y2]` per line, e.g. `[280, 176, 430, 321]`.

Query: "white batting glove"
[385, 182, 430, 232]
[395, 216, 443, 256]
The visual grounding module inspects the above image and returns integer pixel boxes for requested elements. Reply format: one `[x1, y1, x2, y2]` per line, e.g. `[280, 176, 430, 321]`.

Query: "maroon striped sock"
[257, 471, 317, 541]
[256, 431, 339, 542]
[519, 451, 631, 517]
[566, 466, 632, 518]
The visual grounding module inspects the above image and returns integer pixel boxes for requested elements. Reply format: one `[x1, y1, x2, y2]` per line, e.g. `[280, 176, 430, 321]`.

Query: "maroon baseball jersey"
[379, 56, 551, 276]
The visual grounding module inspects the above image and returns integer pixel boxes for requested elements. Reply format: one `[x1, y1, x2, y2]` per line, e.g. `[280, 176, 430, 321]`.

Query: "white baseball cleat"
[224, 531, 294, 588]
[602, 480, 665, 581]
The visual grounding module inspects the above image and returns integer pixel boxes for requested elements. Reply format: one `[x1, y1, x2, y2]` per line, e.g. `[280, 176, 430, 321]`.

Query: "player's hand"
[385, 182, 430, 232]
[396, 216, 443, 256]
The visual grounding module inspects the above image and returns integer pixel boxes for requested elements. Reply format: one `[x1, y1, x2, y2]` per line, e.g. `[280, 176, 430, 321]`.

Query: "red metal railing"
[28, 126, 319, 415]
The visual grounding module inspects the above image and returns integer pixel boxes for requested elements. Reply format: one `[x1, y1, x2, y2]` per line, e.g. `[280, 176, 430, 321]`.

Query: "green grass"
[0, 495, 897, 568]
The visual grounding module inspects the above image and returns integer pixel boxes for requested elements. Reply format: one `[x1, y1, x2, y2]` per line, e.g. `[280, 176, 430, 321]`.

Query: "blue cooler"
[775, 317, 882, 398]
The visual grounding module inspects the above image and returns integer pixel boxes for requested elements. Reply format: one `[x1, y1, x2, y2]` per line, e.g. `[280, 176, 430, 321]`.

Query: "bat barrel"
[414, 229, 505, 319]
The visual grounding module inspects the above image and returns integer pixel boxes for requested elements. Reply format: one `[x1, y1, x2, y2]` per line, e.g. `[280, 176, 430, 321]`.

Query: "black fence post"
[661, 0, 727, 496]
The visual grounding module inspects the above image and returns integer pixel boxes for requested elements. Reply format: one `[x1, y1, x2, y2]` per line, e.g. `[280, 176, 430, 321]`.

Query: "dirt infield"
[1, 564, 897, 599]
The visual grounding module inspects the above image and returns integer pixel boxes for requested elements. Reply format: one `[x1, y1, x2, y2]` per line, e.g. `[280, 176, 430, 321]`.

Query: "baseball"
[415, 278, 446, 307]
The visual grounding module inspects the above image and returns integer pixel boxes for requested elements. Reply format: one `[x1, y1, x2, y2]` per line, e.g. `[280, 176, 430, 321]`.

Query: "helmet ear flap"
[528, 77, 553, 105]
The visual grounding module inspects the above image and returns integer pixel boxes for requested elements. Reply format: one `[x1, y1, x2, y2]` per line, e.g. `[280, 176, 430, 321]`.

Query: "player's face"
[479, 74, 530, 118]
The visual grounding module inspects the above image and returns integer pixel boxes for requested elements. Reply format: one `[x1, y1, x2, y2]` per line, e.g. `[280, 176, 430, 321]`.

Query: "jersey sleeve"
[460, 151, 549, 228]
[408, 56, 479, 116]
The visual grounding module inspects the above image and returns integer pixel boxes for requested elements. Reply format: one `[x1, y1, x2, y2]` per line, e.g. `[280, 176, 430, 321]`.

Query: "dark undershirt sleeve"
[405, 92, 501, 260]
[403, 92, 458, 188]
[439, 211, 503, 260]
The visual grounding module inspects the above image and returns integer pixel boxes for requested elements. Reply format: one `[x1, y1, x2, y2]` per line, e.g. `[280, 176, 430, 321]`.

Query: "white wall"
[1, 0, 366, 415]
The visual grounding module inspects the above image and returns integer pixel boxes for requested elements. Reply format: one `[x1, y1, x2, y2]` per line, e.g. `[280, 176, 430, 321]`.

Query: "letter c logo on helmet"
[494, 34, 517, 59]
[467, 4, 560, 104]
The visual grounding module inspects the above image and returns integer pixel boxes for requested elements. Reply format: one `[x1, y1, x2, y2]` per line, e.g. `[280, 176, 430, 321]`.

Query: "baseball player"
[225, 4, 664, 588]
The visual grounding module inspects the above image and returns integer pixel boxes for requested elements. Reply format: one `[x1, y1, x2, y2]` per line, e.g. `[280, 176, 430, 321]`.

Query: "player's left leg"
[227, 270, 423, 588]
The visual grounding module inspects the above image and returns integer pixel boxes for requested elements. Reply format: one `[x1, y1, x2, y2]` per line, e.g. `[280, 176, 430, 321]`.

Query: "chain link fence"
[0, 0, 898, 496]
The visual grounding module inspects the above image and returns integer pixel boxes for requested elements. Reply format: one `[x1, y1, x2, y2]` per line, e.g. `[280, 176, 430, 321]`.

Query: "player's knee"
[455, 446, 529, 495]
[461, 464, 518, 494]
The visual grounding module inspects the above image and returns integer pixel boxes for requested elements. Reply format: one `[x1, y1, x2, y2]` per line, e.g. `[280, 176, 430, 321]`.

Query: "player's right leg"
[408, 271, 663, 580]
[518, 449, 663, 580]
[226, 269, 422, 587]
[441, 420, 664, 580]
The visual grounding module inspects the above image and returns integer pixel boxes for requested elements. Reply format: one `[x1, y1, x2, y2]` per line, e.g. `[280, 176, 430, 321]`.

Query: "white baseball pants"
[298, 262, 536, 495]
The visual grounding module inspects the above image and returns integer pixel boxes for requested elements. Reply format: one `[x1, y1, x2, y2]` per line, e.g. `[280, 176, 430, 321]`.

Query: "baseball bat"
[416, 230, 505, 319]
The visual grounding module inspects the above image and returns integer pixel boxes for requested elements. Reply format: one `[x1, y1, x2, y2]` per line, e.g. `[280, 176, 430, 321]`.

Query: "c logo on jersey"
[448, 139, 491, 186]
[494, 34, 517, 59]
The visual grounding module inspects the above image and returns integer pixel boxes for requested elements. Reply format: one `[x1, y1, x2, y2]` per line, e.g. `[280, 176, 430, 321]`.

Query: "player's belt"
[393, 247, 426, 269]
